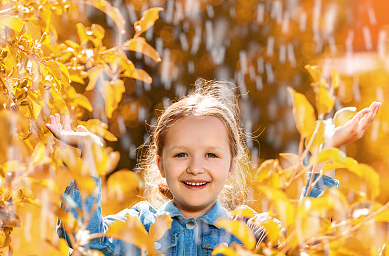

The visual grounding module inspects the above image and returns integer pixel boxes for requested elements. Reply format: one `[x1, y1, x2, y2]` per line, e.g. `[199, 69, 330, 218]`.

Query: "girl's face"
[156, 115, 235, 219]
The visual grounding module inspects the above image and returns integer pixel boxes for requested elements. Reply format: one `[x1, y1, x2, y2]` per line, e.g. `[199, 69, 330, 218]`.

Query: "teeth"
[184, 182, 207, 186]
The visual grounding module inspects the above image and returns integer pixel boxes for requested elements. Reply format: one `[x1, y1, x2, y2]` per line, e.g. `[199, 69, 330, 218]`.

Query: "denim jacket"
[57, 174, 339, 256]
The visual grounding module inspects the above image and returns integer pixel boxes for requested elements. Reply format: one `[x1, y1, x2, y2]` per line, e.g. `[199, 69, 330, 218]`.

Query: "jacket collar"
[156, 200, 229, 225]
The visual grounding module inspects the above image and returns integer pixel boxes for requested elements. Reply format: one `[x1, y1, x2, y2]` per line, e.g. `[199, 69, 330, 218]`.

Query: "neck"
[172, 199, 217, 219]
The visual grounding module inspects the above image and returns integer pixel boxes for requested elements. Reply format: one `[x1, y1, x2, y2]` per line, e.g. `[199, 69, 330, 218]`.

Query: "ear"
[156, 154, 165, 178]
[227, 157, 237, 180]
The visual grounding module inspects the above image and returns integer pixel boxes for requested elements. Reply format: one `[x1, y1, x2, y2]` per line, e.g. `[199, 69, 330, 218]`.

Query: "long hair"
[139, 79, 251, 210]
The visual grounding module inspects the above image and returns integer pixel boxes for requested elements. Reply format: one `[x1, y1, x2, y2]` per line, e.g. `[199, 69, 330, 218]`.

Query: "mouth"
[182, 181, 209, 190]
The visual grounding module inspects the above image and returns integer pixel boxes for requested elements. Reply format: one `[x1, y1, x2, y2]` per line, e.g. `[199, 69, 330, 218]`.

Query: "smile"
[182, 181, 209, 190]
[183, 181, 208, 186]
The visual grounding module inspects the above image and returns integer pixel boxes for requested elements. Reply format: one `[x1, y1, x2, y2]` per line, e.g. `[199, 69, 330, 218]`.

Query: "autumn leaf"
[331, 67, 340, 89]
[149, 214, 173, 242]
[0, 16, 24, 33]
[102, 79, 125, 118]
[229, 206, 256, 219]
[106, 213, 171, 255]
[123, 37, 161, 62]
[313, 81, 335, 115]
[82, 0, 125, 36]
[256, 185, 295, 227]
[215, 218, 256, 250]
[333, 107, 357, 127]
[287, 87, 316, 138]
[305, 65, 322, 82]
[134, 8, 164, 37]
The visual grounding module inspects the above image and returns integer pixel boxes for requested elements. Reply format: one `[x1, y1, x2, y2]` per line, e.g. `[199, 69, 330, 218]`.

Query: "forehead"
[164, 115, 230, 147]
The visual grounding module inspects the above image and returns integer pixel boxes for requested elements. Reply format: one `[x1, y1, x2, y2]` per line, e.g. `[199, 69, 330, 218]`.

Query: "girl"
[47, 80, 380, 255]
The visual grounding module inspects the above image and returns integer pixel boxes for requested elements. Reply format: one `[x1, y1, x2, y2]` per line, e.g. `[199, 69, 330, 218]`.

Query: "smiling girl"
[47, 80, 380, 255]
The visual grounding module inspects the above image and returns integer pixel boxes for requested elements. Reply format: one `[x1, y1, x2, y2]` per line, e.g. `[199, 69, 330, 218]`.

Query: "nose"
[187, 156, 205, 175]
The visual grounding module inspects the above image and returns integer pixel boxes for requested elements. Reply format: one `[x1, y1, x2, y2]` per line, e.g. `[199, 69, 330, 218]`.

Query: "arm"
[304, 101, 381, 196]
[46, 114, 103, 150]
[57, 178, 142, 255]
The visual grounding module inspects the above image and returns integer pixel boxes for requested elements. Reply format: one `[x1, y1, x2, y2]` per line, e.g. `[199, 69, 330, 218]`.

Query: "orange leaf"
[106, 214, 151, 250]
[134, 7, 164, 36]
[123, 37, 161, 62]
[149, 213, 172, 242]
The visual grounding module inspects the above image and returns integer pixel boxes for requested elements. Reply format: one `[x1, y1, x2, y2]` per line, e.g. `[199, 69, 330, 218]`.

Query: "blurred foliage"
[0, 0, 389, 255]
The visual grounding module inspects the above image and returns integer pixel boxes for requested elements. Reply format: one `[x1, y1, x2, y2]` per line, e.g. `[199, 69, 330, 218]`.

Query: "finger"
[45, 123, 61, 139]
[350, 108, 369, 126]
[55, 113, 62, 129]
[49, 115, 56, 126]
[63, 115, 72, 131]
[76, 125, 89, 133]
[358, 110, 375, 132]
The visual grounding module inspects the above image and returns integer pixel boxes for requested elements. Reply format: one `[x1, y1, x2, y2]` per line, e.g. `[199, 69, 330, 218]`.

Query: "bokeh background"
[54, 0, 389, 201]
[6, 0, 389, 255]
[59, 0, 389, 202]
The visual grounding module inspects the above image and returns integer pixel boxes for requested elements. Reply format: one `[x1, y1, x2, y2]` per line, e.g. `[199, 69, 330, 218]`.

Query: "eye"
[175, 153, 187, 158]
[205, 153, 218, 158]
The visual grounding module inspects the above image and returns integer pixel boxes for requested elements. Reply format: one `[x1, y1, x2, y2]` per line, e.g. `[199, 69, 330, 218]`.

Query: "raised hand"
[46, 113, 103, 148]
[324, 101, 381, 149]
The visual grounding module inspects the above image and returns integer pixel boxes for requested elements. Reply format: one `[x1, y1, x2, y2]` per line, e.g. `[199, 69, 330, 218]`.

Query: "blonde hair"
[139, 79, 251, 210]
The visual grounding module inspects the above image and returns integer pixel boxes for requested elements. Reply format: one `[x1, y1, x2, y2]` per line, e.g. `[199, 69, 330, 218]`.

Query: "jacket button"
[186, 221, 195, 229]
[154, 242, 161, 250]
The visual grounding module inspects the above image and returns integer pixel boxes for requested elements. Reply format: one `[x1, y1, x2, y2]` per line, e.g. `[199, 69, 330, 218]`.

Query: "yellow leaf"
[91, 24, 105, 40]
[31, 142, 52, 166]
[215, 218, 256, 250]
[333, 107, 357, 127]
[106, 170, 141, 201]
[212, 246, 239, 256]
[124, 67, 152, 84]
[229, 206, 256, 218]
[123, 38, 161, 62]
[331, 67, 339, 89]
[106, 214, 151, 250]
[149, 213, 173, 242]
[134, 7, 164, 36]
[83, 0, 125, 35]
[103, 80, 125, 118]
[310, 148, 346, 166]
[79, 119, 118, 142]
[46, 60, 62, 84]
[74, 94, 93, 111]
[256, 186, 295, 226]
[313, 81, 335, 115]
[287, 87, 316, 138]
[255, 159, 281, 182]
[305, 65, 322, 82]
[352, 164, 380, 199]
[40, 32, 50, 44]
[0, 16, 24, 33]
[305, 120, 325, 154]
[260, 217, 282, 242]
[86, 66, 103, 91]
[76, 23, 88, 47]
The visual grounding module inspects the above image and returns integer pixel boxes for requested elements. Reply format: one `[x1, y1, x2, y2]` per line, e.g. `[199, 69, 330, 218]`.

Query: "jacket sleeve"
[56, 177, 142, 256]
[301, 173, 339, 198]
